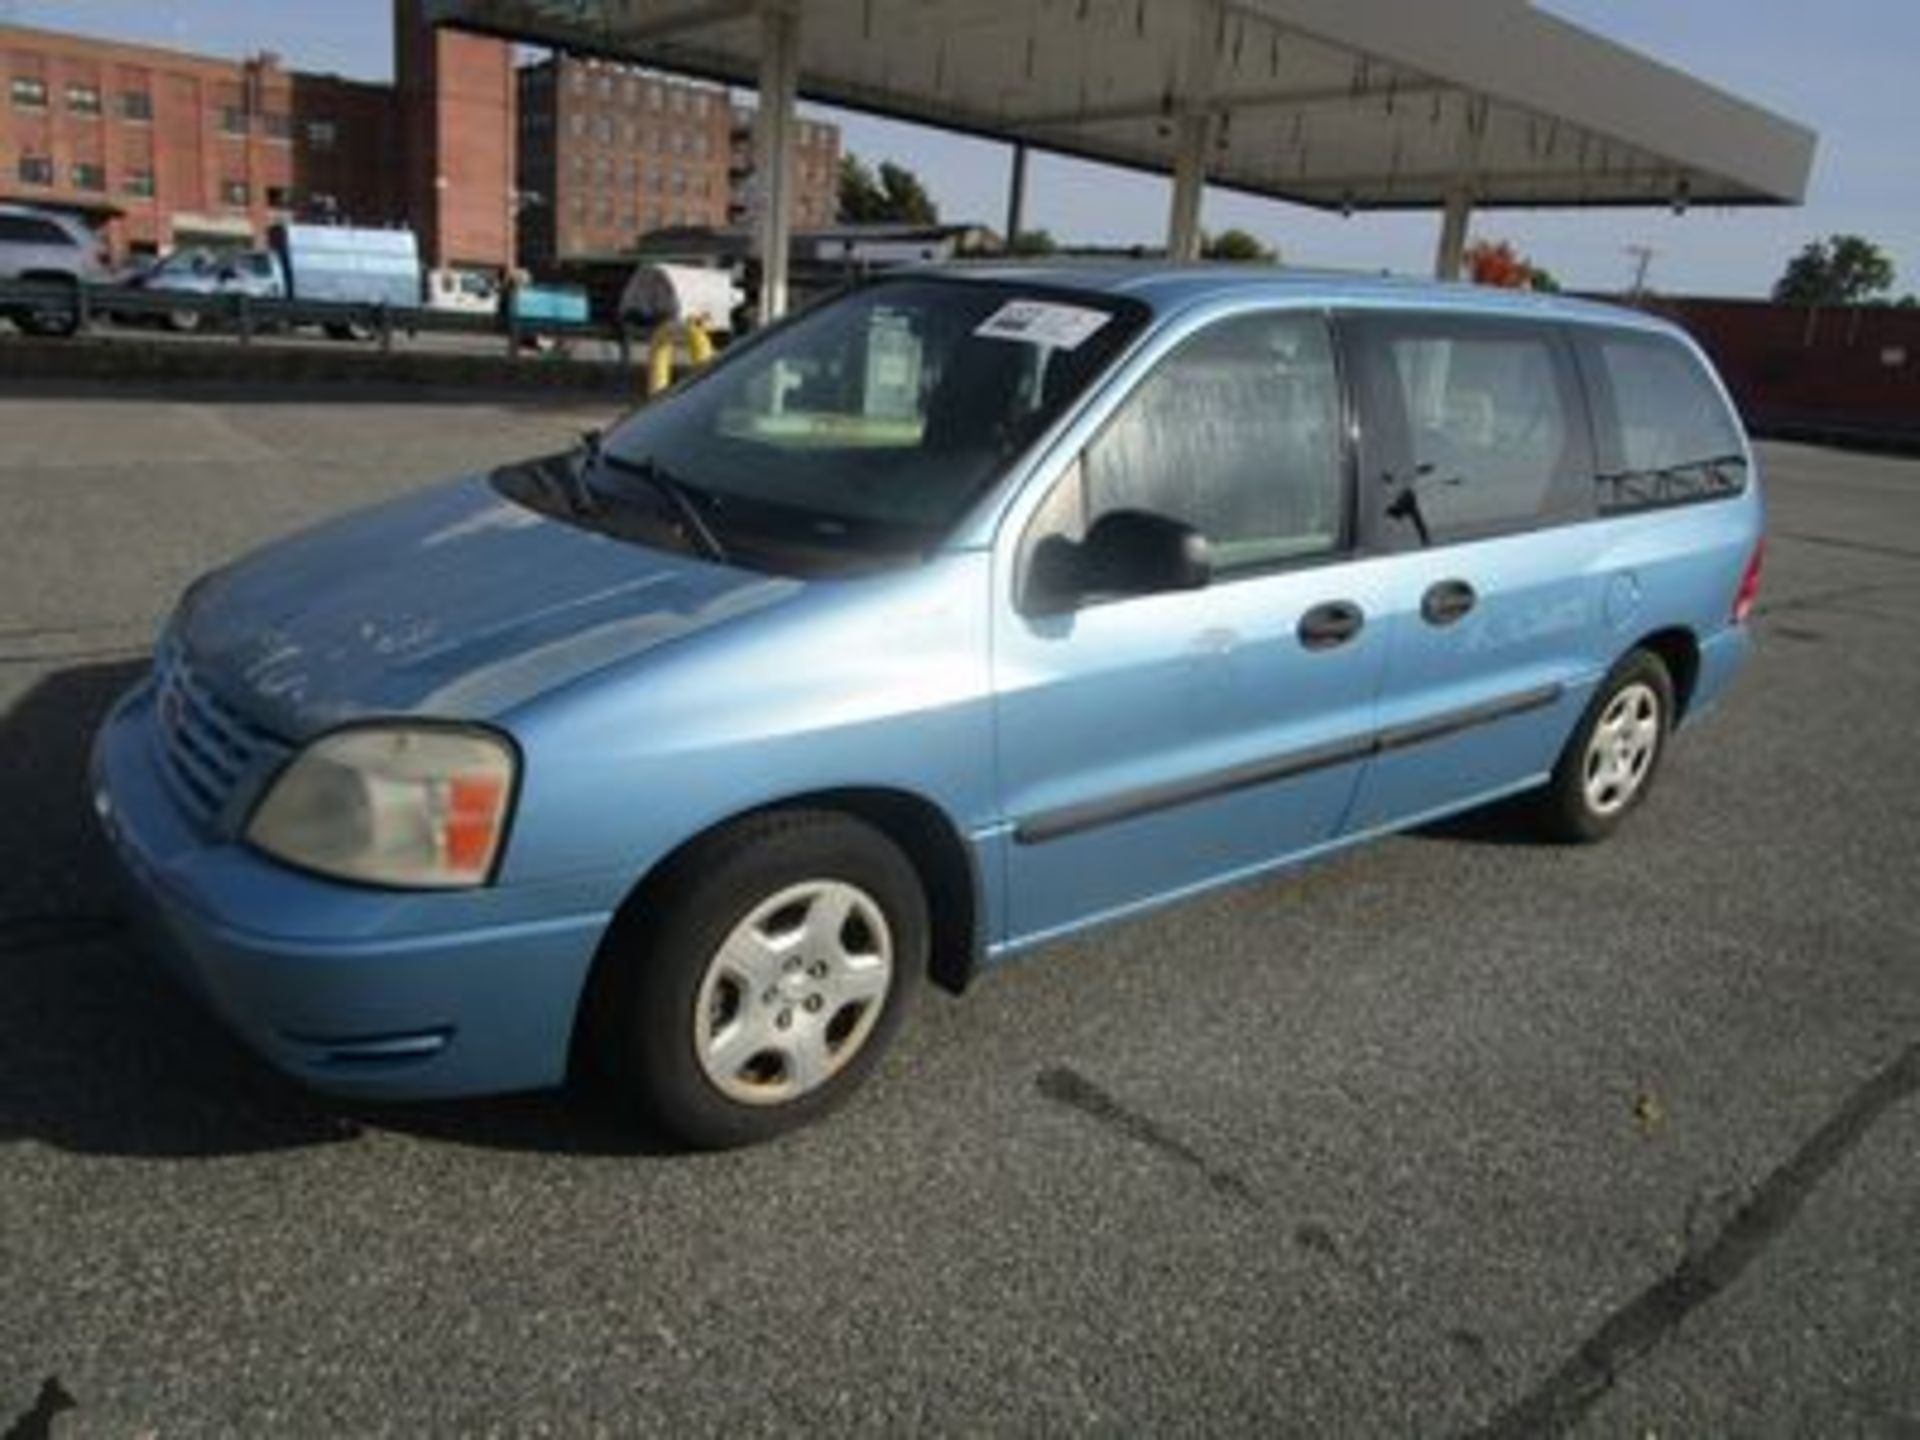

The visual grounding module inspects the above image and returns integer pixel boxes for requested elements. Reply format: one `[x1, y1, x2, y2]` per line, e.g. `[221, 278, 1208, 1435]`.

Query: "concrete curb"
[0, 333, 643, 397]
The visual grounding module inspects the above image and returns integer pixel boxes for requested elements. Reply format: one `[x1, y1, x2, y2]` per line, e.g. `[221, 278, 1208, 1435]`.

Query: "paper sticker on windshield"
[974, 300, 1111, 351]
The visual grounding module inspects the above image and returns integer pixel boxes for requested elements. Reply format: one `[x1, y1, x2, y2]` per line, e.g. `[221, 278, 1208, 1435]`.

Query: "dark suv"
[0, 203, 106, 337]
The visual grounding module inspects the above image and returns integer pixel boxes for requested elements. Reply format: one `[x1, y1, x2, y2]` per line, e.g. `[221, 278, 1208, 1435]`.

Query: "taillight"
[1732, 538, 1764, 623]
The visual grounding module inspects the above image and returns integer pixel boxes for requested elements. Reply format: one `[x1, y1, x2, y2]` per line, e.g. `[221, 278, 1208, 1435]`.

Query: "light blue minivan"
[92, 266, 1764, 1146]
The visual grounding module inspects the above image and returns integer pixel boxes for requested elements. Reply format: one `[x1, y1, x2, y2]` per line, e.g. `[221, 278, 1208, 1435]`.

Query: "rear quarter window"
[1585, 330, 1748, 512]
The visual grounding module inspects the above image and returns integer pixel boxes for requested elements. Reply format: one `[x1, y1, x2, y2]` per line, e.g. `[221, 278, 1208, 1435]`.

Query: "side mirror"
[1024, 509, 1211, 615]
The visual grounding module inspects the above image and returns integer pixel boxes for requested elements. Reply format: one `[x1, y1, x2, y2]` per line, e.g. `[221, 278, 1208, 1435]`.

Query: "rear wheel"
[1534, 649, 1674, 842]
[15, 277, 80, 337]
[587, 810, 926, 1148]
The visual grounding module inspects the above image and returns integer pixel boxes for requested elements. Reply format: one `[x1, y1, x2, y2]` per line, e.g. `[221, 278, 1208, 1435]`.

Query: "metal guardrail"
[0, 276, 643, 362]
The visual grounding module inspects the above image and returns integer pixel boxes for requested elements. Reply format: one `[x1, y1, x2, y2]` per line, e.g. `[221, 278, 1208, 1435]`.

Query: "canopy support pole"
[1004, 142, 1029, 247]
[1434, 185, 1473, 280]
[1165, 0, 1221, 261]
[753, 2, 799, 324]
[1168, 114, 1210, 260]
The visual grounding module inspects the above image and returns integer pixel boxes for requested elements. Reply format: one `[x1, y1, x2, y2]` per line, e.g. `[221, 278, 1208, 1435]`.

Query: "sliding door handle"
[1420, 579, 1477, 627]
[1298, 600, 1365, 651]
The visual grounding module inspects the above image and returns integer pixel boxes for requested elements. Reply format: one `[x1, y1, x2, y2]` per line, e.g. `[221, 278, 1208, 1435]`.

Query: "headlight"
[247, 725, 517, 889]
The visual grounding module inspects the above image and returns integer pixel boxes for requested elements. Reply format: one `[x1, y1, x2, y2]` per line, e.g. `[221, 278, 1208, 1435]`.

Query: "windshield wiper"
[592, 444, 731, 565]
[576, 432, 730, 564]
[557, 429, 606, 516]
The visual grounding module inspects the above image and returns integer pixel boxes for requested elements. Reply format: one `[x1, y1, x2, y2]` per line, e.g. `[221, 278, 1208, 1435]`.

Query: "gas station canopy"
[425, 0, 1817, 308]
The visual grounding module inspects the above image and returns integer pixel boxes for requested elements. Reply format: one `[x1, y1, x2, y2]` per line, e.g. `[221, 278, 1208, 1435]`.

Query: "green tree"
[1201, 228, 1277, 262]
[1008, 229, 1058, 256]
[837, 153, 940, 225]
[1772, 235, 1896, 305]
[876, 161, 939, 225]
[838, 155, 885, 223]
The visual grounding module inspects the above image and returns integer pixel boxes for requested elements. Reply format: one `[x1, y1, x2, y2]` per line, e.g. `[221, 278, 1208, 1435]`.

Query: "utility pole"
[1625, 244, 1658, 300]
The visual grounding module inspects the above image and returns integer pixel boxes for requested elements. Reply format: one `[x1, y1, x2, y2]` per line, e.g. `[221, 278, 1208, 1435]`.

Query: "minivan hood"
[178, 462, 801, 738]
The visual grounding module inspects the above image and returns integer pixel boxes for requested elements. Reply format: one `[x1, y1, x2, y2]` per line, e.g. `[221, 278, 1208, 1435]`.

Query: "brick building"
[0, 23, 400, 260]
[394, 0, 515, 272]
[5, 11, 840, 277]
[517, 56, 729, 266]
[517, 52, 840, 266]
[727, 105, 840, 233]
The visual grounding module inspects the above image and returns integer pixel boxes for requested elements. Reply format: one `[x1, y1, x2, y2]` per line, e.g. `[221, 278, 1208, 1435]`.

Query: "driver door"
[992, 309, 1390, 946]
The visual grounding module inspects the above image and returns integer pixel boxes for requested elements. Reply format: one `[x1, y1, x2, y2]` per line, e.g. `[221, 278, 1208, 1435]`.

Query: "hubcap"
[1582, 681, 1661, 816]
[693, 880, 893, 1106]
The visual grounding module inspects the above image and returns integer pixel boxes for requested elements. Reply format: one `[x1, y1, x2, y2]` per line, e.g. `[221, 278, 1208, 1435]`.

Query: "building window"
[647, 84, 662, 111]
[261, 112, 291, 141]
[623, 76, 639, 106]
[11, 76, 47, 109]
[597, 73, 613, 100]
[569, 112, 585, 139]
[623, 117, 637, 144]
[570, 68, 585, 95]
[669, 88, 685, 115]
[306, 119, 337, 150]
[71, 161, 106, 191]
[218, 106, 247, 135]
[17, 153, 53, 185]
[222, 179, 249, 208]
[595, 114, 612, 144]
[695, 93, 709, 117]
[266, 184, 293, 209]
[118, 90, 153, 121]
[123, 169, 156, 198]
[66, 82, 103, 116]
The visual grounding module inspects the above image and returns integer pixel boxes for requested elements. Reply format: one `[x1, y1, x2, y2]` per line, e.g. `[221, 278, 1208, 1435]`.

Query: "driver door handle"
[1297, 600, 1365, 651]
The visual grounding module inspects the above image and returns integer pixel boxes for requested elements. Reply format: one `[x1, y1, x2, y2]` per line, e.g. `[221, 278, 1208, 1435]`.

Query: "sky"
[10, 0, 1915, 297]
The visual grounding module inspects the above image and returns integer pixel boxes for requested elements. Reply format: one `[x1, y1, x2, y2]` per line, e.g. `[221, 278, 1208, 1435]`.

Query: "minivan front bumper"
[89, 682, 612, 1099]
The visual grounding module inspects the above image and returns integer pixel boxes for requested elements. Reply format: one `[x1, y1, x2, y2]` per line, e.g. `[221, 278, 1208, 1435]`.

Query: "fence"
[0, 276, 646, 364]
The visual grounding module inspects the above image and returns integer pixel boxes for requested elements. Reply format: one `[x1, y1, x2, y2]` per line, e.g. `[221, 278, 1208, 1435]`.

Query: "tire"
[16, 280, 79, 338]
[586, 810, 927, 1148]
[1534, 648, 1675, 843]
[166, 307, 202, 333]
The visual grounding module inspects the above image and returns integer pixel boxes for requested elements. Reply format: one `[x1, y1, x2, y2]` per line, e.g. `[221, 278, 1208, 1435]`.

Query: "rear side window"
[1588, 331, 1747, 512]
[0, 214, 72, 245]
[1067, 311, 1348, 574]
[1361, 320, 1589, 545]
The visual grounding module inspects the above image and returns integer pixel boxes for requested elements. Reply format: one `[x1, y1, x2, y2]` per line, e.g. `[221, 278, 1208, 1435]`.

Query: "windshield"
[598, 278, 1147, 559]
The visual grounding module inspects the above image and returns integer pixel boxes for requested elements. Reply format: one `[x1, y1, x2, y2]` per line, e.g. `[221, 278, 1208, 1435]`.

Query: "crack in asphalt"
[1753, 580, 1913, 619]
[1465, 1039, 1920, 1439]
[1774, 531, 1920, 565]
[1036, 1065, 1261, 1206]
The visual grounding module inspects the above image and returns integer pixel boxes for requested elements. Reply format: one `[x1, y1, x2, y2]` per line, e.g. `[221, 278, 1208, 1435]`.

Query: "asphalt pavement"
[1, 380, 1916, 1436]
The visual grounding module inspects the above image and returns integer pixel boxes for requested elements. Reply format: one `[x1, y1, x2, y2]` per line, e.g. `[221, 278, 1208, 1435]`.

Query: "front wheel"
[587, 810, 926, 1148]
[1534, 649, 1675, 843]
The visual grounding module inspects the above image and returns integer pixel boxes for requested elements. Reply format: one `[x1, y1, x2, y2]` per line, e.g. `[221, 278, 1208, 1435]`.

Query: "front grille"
[150, 637, 283, 830]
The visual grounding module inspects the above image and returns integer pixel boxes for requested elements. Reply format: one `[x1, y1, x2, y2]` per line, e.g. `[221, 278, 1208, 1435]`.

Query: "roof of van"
[918, 260, 1669, 331]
